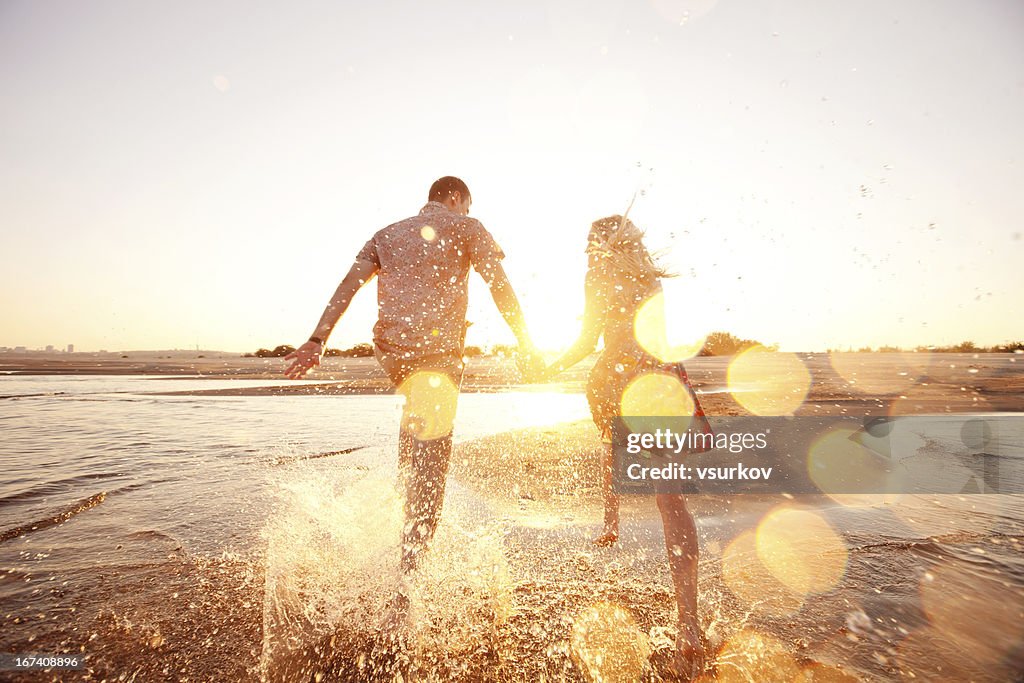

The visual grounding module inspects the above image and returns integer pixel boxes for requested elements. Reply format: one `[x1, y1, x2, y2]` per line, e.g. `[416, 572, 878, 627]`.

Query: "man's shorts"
[376, 346, 465, 440]
[375, 346, 465, 388]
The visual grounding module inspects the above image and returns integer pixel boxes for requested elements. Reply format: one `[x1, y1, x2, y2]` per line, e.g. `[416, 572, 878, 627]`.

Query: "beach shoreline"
[3, 351, 1021, 414]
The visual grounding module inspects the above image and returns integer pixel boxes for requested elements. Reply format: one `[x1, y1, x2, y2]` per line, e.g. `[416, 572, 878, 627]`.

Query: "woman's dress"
[583, 262, 712, 449]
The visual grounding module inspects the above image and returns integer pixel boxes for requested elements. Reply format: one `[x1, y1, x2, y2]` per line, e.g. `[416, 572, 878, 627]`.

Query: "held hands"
[283, 341, 322, 379]
[514, 345, 549, 383]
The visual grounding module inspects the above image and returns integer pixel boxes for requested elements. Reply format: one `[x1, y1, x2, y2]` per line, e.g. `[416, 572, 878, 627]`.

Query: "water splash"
[259, 470, 513, 681]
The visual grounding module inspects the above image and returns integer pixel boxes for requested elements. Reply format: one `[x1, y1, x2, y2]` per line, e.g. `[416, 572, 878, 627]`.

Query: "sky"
[1, 0, 1022, 353]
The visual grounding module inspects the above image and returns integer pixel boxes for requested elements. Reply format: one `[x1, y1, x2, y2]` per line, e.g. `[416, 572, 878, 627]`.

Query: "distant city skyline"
[2, 1, 1022, 353]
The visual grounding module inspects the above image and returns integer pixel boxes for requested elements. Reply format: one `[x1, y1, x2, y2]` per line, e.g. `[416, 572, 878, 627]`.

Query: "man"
[284, 176, 541, 578]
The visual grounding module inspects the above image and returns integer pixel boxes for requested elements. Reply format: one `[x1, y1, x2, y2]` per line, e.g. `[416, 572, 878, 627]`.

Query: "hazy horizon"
[3, 340, 1021, 355]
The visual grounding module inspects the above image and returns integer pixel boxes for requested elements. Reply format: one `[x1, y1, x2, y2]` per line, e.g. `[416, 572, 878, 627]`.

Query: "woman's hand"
[283, 341, 322, 379]
[523, 360, 556, 384]
[514, 346, 547, 383]
[533, 364, 555, 383]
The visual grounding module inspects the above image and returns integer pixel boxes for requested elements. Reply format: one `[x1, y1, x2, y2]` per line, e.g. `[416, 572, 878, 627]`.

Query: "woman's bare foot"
[592, 528, 619, 546]
[670, 620, 706, 681]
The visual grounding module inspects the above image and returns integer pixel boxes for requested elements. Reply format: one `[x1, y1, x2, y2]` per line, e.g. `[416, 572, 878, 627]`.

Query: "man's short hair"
[429, 176, 471, 203]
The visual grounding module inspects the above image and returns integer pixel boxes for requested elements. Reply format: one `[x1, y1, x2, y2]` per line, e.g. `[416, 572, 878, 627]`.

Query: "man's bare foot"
[592, 529, 619, 546]
[372, 592, 413, 678]
[379, 590, 410, 645]
[669, 620, 706, 681]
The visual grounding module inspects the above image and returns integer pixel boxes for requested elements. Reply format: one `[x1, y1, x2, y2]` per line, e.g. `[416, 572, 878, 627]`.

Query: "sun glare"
[633, 291, 707, 362]
[529, 305, 589, 351]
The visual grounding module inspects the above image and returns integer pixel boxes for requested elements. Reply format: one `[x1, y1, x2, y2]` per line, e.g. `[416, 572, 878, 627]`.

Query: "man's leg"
[390, 357, 463, 574]
[399, 431, 452, 573]
[655, 493, 705, 677]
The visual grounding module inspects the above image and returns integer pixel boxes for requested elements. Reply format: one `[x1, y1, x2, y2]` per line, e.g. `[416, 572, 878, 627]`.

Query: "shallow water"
[1, 376, 1022, 681]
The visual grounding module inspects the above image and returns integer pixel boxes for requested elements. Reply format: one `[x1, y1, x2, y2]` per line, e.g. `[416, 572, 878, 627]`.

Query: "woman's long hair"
[586, 215, 672, 281]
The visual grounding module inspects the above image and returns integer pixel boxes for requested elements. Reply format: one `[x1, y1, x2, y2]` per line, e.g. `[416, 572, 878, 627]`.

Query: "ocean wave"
[0, 492, 107, 543]
[848, 530, 1024, 572]
[269, 446, 368, 466]
[0, 472, 123, 504]
[0, 391, 68, 400]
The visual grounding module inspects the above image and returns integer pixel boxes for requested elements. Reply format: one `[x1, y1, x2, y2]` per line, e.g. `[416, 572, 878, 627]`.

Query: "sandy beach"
[1, 354, 1022, 681]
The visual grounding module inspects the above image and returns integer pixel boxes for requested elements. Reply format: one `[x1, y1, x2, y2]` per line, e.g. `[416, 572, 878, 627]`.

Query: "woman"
[542, 214, 710, 677]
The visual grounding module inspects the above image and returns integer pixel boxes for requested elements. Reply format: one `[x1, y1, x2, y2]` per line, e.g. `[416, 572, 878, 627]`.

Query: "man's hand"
[515, 346, 547, 383]
[283, 341, 322, 379]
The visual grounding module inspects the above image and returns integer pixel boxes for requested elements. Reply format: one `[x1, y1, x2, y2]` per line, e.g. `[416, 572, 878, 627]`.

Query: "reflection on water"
[0, 376, 1022, 681]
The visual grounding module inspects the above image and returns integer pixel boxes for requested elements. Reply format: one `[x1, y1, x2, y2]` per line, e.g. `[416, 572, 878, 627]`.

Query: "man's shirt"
[356, 201, 505, 358]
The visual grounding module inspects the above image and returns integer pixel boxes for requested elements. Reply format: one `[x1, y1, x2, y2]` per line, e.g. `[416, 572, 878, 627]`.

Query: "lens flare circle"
[397, 370, 459, 441]
[715, 629, 801, 683]
[807, 428, 905, 507]
[828, 351, 932, 396]
[754, 507, 848, 596]
[721, 530, 803, 616]
[633, 291, 706, 362]
[620, 371, 696, 434]
[727, 347, 811, 415]
[570, 602, 651, 683]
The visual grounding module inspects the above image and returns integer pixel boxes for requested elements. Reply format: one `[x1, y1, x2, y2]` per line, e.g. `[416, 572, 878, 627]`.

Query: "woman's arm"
[544, 268, 608, 376]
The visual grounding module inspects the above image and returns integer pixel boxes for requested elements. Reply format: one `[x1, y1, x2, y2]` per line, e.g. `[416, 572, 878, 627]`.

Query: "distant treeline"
[244, 343, 501, 358]
[827, 341, 1024, 353]
[698, 332, 772, 356]
[243, 337, 1024, 360]
[243, 333, 769, 359]
[243, 343, 375, 358]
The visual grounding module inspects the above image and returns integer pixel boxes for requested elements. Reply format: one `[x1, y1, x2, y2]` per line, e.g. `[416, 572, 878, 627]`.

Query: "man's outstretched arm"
[477, 262, 544, 377]
[283, 258, 378, 379]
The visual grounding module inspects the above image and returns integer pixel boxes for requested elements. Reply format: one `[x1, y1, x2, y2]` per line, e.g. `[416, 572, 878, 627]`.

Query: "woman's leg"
[655, 493, 705, 677]
[593, 442, 620, 545]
